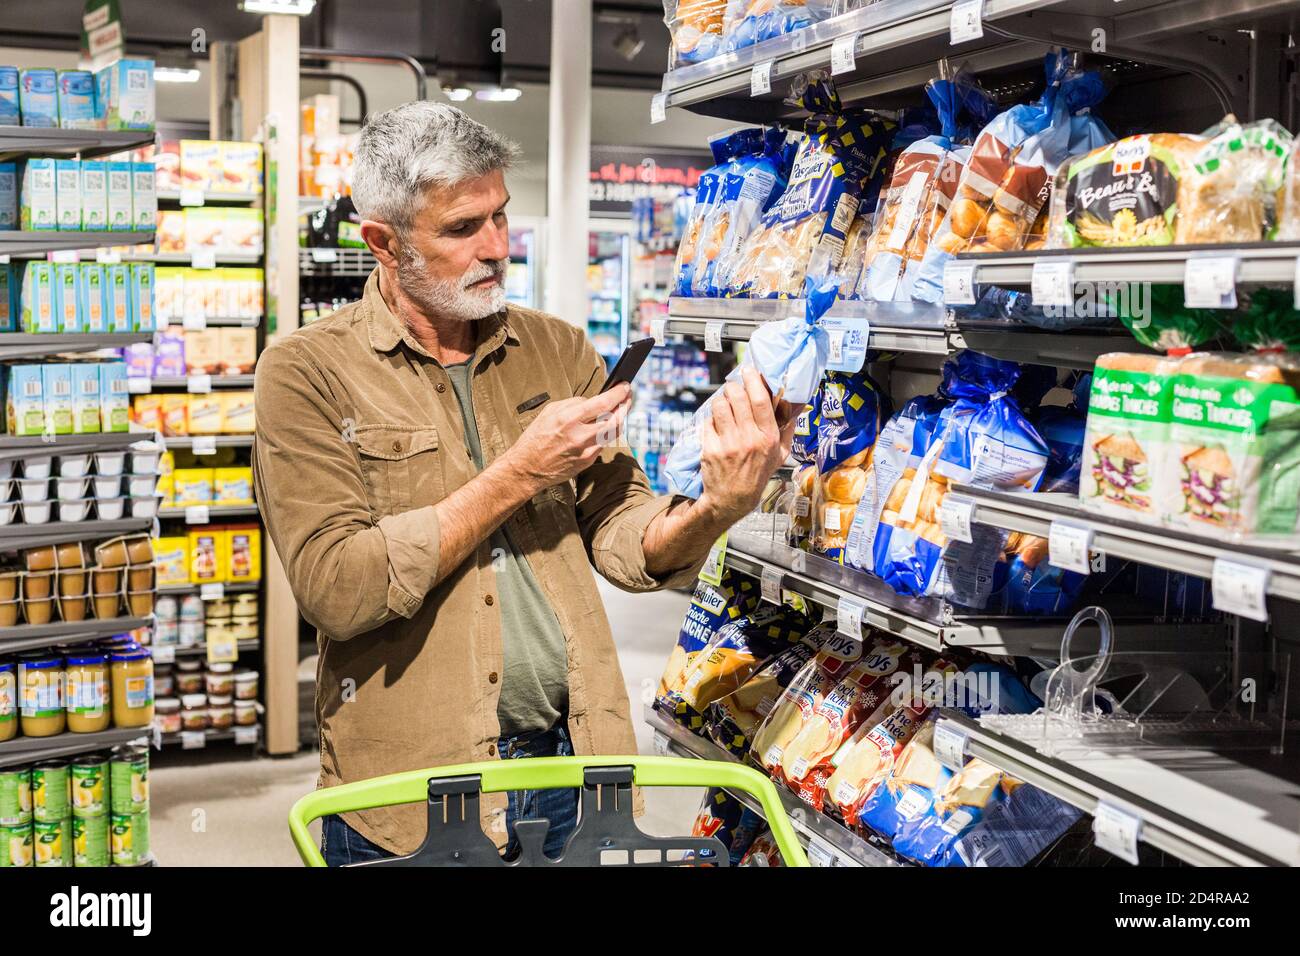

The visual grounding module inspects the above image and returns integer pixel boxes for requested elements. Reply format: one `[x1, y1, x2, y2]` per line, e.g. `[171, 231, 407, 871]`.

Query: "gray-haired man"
[254, 102, 794, 864]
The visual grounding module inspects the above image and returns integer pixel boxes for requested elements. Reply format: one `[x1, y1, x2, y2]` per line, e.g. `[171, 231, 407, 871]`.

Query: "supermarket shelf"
[299, 247, 376, 277]
[645, 705, 900, 867]
[158, 504, 259, 521]
[0, 616, 153, 654]
[0, 332, 152, 361]
[948, 322, 1154, 371]
[725, 529, 1228, 656]
[157, 189, 262, 205]
[133, 252, 262, 265]
[0, 430, 143, 461]
[161, 315, 261, 328]
[0, 517, 154, 551]
[162, 436, 254, 450]
[149, 375, 256, 389]
[157, 581, 260, 596]
[0, 125, 156, 161]
[0, 726, 149, 769]
[958, 485, 1300, 603]
[151, 639, 260, 660]
[941, 712, 1300, 867]
[0, 230, 155, 257]
[160, 724, 260, 748]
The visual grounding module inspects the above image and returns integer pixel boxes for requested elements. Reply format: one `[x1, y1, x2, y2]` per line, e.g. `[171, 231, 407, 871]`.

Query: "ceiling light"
[442, 86, 472, 102]
[475, 87, 522, 102]
[154, 66, 201, 83]
[614, 26, 645, 62]
[240, 0, 316, 16]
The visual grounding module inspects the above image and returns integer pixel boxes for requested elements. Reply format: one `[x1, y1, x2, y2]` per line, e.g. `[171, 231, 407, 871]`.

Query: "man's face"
[395, 169, 511, 322]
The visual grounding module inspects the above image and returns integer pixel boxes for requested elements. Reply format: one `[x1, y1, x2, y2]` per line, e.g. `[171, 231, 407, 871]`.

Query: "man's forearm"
[642, 495, 738, 578]
[433, 453, 538, 587]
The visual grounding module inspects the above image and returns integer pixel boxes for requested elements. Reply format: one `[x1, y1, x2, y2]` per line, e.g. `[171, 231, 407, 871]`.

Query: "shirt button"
[488, 671, 499, 684]
[391, 440, 403, 453]
[484, 594, 494, 606]
[488, 744, 496, 757]
[436, 382, 446, 393]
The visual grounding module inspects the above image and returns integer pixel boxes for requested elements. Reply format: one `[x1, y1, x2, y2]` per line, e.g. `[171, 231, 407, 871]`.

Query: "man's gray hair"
[351, 101, 520, 235]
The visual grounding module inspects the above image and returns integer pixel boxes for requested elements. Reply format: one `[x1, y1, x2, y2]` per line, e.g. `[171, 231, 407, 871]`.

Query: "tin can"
[70, 754, 109, 817]
[72, 813, 110, 867]
[109, 745, 148, 814]
[34, 818, 67, 866]
[0, 822, 33, 866]
[0, 766, 32, 825]
[32, 759, 70, 823]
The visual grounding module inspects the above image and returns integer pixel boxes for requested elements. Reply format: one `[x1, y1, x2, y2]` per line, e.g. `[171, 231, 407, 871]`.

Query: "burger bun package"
[812, 370, 889, 562]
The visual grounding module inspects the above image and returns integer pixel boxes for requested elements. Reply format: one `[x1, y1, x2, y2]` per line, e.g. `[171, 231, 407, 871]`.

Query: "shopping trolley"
[288, 754, 810, 867]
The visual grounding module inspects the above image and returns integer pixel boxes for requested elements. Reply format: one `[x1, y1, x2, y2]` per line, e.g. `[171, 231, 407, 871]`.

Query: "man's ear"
[361, 220, 401, 270]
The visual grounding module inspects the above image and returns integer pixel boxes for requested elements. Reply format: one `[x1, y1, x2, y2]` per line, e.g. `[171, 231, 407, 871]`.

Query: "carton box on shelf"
[99, 362, 129, 433]
[174, 468, 214, 506]
[157, 472, 174, 504]
[55, 159, 81, 230]
[106, 160, 133, 230]
[0, 67, 18, 125]
[214, 467, 254, 505]
[123, 341, 152, 380]
[154, 266, 181, 322]
[0, 161, 16, 229]
[79, 160, 108, 231]
[226, 524, 262, 582]
[20, 157, 56, 230]
[71, 363, 101, 434]
[0, 265, 13, 332]
[41, 363, 72, 435]
[79, 263, 107, 333]
[154, 140, 180, 192]
[156, 208, 185, 254]
[6, 365, 44, 436]
[21, 261, 54, 333]
[105, 263, 132, 332]
[153, 330, 185, 376]
[161, 394, 189, 436]
[132, 161, 155, 231]
[220, 392, 254, 433]
[221, 208, 261, 256]
[131, 262, 154, 332]
[183, 328, 222, 374]
[95, 58, 154, 130]
[18, 69, 58, 127]
[56, 70, 97, 129]
[219, 327, 257, 374]
[179, 139, 221, 193]
[187, 394, 222, 435]
[131, 393, 162, 433]
[217, 142, 262, 195]
[188, 528, 228, 584]
[185, 207, 223, 252]
[154, 536, 189, 587]
[53, 262, 80, 332]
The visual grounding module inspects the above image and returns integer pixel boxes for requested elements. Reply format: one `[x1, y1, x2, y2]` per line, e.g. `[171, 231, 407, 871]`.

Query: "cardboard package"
[71, 363, 101, 434]
[7, 365, 45, 436]
[95, 58, 154, 130]
[55, 159, 81, 230]
[131, 161, 156, 231]
[0, 161, 16, 229]
[42, 363, 73, 435]
[18, 68, 58, 127]
[106, 161, 133, 230]
[225, 524, 262, 582]
[79, 160, 108, 231]
[98, 362, 130, 433]
[56, 70, 97, 129]
[20, 157, 57, 230]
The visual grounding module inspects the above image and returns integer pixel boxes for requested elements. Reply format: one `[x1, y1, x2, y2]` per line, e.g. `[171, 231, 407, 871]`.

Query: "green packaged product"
[1, 822, 33, 866]
[1236, 288, 1300, 354]
[0, 766, 32, 825]
[1110, 284, 1227, 355]
[110, 745, 148, 814]
[73, 813, 110, 867]
[32, 760, 70, 823]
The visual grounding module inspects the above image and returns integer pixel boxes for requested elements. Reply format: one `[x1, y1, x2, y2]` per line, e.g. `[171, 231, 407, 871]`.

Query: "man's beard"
[397, 245, 509, 322]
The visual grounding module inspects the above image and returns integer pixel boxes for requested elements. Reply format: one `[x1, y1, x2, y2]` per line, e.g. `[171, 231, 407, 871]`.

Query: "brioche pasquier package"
[673, 128, 762, 296]
[812, 370, 887, 562]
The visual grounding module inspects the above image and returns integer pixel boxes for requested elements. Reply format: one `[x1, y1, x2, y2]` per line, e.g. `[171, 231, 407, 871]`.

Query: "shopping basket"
[288, 754, 810, 867]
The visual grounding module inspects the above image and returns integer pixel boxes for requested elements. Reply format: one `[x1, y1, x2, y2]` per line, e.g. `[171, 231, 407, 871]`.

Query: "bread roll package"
[673, 128, 763, 296]
[664, 0, 729, 66]
[1177, 117, 1291, 245]
[812, 370, 888, 562]
[720, 0, 841, 55]
[690, 788, 765, 866]
[857, 719, 950, 842]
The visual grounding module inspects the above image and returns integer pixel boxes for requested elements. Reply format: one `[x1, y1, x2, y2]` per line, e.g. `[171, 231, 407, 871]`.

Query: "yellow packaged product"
[155, 473, 174, 505]
[186, 394, 222, 435]
[159, 394, 189, 437]
[225, 524, 262, 583]
[220, 392, 255, 433]
[152, 536, 189, 587]
[131, 394, 162, 433]
[172, 468, 214, 507]
[188, 529, 228, 585]
[213, 467, 253, 505]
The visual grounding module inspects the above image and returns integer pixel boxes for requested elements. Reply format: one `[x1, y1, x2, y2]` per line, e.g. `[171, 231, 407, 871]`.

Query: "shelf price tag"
[151, 645, 175, 664]
[126, 376, 151, 395]
[182, 312, 207, 331]
[942, 261, 977, 305]
[181, 731, 206, 750]
[1092, 801, 1141, 865]
[187, 374, 212, 394]
[650, 317, 667, 346]
[309, 247, 338, 263]
[1030, 259, 1074, 308]
[192, 435, 218, 456]
[200, 582, 225, 601]
[950, 0, 985, 43]
[830, 34, 858, 75]
[1211, 558, 1270, 622]
[1048, 520, 1094, 575]
[835, 595, 865, 638]
[760, 566, 783, 605]
[185, 505, 210, 525]
[698, 532, 728, 587]
[0, 254, 9, 264]
[933, 721, 968, 771]
[51, 249, 80, 264]
[207, 636, 239, 665]
[1183, 256, 1237, 309]
[94, 248, 120, 264]
[179, 187, 205, 207]
[650, 92, 668, 125]
[938, 494, 975, 544]
[234, 726, 259, 746]
[806, 836, 836, 868]
[703, 321, 725, 352]
[750, 60, 774, 97]
[653, 730, 672, 756]
[191, 249, 217, 270]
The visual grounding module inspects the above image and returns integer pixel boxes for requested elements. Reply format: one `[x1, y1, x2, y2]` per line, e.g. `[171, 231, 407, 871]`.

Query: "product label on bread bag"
[1064, 136, 1183, 247]
[1081, 364, 1171, 519]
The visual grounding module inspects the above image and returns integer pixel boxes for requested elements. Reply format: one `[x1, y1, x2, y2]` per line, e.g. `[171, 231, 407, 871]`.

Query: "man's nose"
[479, 218, 509, 262]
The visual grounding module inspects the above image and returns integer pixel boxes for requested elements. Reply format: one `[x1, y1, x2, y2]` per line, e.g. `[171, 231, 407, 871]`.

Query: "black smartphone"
[600, 337, 656, 393]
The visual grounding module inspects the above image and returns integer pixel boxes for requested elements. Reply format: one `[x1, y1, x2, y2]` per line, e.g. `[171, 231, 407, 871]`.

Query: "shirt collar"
[363, 267, 520, 361]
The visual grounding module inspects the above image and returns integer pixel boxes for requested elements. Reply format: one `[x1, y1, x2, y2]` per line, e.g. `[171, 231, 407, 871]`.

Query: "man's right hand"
[502, 383, 632, 496]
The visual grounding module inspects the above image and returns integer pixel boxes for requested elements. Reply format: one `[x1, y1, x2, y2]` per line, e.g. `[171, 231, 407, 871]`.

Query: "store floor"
[150, 579, 700, 865]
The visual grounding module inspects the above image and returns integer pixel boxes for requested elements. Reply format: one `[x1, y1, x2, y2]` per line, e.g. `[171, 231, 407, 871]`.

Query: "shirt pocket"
[353, 424, 442, 518]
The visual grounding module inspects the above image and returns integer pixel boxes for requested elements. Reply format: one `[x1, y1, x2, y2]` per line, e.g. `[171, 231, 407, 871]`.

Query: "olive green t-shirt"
[443, 360, 569, 736]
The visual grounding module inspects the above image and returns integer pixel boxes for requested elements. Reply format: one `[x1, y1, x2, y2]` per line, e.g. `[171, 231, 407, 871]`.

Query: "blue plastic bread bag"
[857, 718, 951, 843]
[665, 0, 729, 66]
[721, 0, 837, 53]
[691, 788, 766, 865]
[674, 128, 762, 296]
[813, 370, 889, 562]
[692, 127, 790, 297]
[664, 277, 835, 499]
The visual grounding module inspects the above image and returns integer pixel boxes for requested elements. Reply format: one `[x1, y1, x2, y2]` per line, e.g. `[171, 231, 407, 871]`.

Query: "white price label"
[950, 0, 984, 43]
[760, 566, 783, 605]
[653, 730, 671, 756]
[1092, 801, 1141, 865]
[938, 494, 975, 544]
[126, 376, 152, 394]
[94, 248, 120, 264]
[807, 836, 836, 868]
[192, 435, 217, 456]
[1183, 256, 1237, 308]
[181, 730, 206, 750]
[191, 249, 217, 270]
[51, 249, 80, 264]
[650, 92, 667, 125]
[942, 261, 977, 305]
[235, 725, 259, 746]
[933, 721, 968, 771]
[703, 321, 724, 352]
[150, 724, 162, 750]
[156, 314, 170, 330]
[828, 329, 845, 365]
[185, 505, 210, 525]
[793, 495, 810, 518]
[750, 60, 773, 97]
[187, 374, 212, 394]
[835, 595, 865, 638]
[200, 582, 225, 600]
[0, 254, 9, 264]
[182, 313, 207, 331]
[830, 34, 858, 75]
[179, 187, 205, 207]
[1211, 558, 1270, 622]
[1048, 520, 1094, 575]
[151, 645, 175, 664]
[1031, 259, 1074, 307]
[310, 247, 338, 263]
[650, 317, 667, 346]
[698, 533, 728, 587]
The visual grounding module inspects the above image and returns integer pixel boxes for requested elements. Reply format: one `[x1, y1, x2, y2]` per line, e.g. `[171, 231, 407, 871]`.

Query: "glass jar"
[180, 693, 208, 731]
[0, 661, 17, 742]
[109, 645, 154, 729]
[153, 698, 181, 734]
[18, 654, 65, 737]
[205, 663, 234, 697]
[232, 669, 258, 701]
[64, 651, 110, 733]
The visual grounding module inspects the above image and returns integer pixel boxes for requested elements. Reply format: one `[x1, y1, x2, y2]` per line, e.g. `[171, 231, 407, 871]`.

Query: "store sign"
[589, 145, 711, 214]
[80, 0, 124, 70]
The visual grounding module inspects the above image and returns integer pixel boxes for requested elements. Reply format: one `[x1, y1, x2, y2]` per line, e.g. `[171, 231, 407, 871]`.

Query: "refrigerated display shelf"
[0, 726, 149, 768]
[0, 616, 153, 654]
[645, 704, 900, 867]
[0, 230, 156, 257]
[939, 712, 1300, 867]
[161, 436, 254, 450]
[0, 517, 154, 550]
[0, 333, 152, 361]
[0, 431, 145, 460]
[0, 125, 156, 161]
[955, 485, 1300, 603]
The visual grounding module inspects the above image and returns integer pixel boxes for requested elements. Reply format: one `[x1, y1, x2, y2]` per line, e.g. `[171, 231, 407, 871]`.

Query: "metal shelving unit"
[161, 436, 254, 451]
[0, 333, 152, 361]
[0, 126, 155, 161]
[158, 504, 259, 521]
[299, 247, 376, 277]
[0, 517, 154, 551]
[148, 638, 260, 663]
[0, 726, 149, 769]
[157, 190, 262, 205]
[157, 581, 259, 596]
[0, 231, 156, 257]
[149, 375, 256, 389]
[0, 431, 146, 460]
[159, 315, 261, 328]
[131, 252, 262, 265]
[0, 616, 153, 654]
[160, 724, 261, 748]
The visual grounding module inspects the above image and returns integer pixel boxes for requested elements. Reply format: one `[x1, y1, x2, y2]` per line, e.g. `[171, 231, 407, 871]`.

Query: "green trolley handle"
[288, 754, 810, 867]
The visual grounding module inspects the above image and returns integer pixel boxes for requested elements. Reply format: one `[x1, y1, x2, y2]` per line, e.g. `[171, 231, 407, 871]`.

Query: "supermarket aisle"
[150, 580, 699, 865]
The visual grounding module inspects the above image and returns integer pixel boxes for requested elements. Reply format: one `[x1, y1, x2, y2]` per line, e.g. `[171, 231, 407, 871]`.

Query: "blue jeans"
[321, 724, 579, 866]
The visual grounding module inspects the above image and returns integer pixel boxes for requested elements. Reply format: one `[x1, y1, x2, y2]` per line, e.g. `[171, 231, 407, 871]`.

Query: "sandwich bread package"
[673, 128, 763, 296]
[690, 788, 765, 865]
[812, 369, 888, 562]
[1177, 117, 1290, 244]
[664, 276, 835, 499]
[664, 0, 729, 66]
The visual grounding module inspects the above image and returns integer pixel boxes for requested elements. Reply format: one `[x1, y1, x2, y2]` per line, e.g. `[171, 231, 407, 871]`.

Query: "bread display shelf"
[0, 616, 154, 654]
[0, 726, 149, 769]
[940, 712, 1300, 867]
[0, 231, 156, 258]
[956, 484, 1300, 603]
[645, 704, 901, 867]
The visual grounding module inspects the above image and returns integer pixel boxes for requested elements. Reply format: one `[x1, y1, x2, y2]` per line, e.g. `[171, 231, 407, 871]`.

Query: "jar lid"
[175, 659, 202, 672]
[111, 646, 152, 663]
[233, 699, 257, 709]
[66, 651, 109, 666]
[154, 697, 181, 713]
[17, 654, 62, 668]
[71, 752, 109, 767]
[233, 670, 258, 681]
[208, 663, 234, 674]
[208, 694, 233, 706]
[181, 693, 208, 708]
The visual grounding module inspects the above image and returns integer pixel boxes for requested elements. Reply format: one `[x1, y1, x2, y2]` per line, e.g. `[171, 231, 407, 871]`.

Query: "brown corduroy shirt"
[253, 270, 698, 854]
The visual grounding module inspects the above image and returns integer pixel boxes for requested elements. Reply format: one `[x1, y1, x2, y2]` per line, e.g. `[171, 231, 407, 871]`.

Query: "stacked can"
[32, 759, 72, 866]
[0, 765, 34, 867]
[109, 744, 149, 865]
[71, 753, 110, 867]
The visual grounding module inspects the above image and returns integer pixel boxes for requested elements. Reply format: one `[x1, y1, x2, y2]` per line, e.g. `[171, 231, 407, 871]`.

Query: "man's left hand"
[697, 366, 798, 524]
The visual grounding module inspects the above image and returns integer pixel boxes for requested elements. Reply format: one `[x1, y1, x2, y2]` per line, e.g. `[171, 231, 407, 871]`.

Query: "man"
[254, 102, 792, 865]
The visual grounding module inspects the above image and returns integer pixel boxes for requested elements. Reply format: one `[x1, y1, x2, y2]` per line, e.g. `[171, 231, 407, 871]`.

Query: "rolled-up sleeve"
[253, 341, 441, 640]
[569, 337, 704, 593]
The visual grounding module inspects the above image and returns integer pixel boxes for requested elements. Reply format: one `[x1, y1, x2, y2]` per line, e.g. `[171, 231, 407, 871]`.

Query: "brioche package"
[664, 0, 728, 66]
[673, 128, 760, 296]
[787, 383, 822, 549]
[690, 788, 765, 866]
[812, 370, 887, 562]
